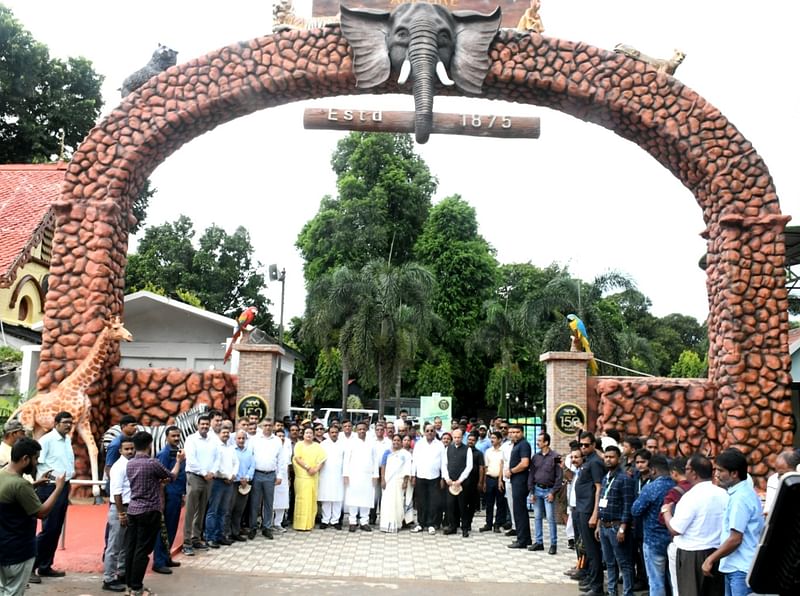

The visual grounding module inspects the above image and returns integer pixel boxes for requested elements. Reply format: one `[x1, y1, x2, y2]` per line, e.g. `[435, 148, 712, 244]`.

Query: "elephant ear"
[340, 5, 391, 89]
[451, 8, 502, 94]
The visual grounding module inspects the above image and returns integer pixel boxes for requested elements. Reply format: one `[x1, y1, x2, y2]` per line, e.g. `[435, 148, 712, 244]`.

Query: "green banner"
[419, 394, 452, 428]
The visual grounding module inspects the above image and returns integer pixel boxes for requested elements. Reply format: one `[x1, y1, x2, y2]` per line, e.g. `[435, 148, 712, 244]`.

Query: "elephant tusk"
[436, 60, 455, 86]
[398, 58, 412, 85]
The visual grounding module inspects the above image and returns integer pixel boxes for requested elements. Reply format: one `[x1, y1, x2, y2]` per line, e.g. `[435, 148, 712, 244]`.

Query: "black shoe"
[349, 524, 357, 532]
[505, 529, 516, 536]
[478, 525, 492, 532]
[247, 528, 257, 540]
[218, 537, 233, 546]
[508, 542, 529, 549]
[503, 522, 512, 530]
[167, 559, 182, 567]
[527, 543, 544, 551]
[320, 522, 328, 529]
[548, 544, 557, 555]
[153, 566, 173, 574]
[262, 528, 274, 539]
[28, 574, 41, 584]
[333, 523, 342, 530]
[568, 538, 575, 550]
[493, 526, 501, 533]
[443, 527, 457, 535]
[462, 529, 470, 537]
[37, 568, 66, 578]
[193, 541, 210, 550]
[230, 535, 246, 542]
[207, 540, 221, 549]
[102, 581, 126, 592]
[360, 524, 372, 532]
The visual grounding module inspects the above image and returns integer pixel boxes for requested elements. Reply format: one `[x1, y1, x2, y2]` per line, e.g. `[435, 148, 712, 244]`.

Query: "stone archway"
[41, 26, 792, 478]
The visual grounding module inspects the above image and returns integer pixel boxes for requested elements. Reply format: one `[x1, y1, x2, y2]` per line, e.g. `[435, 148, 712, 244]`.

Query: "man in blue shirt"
[475, 425, 491, 453]
[152, 426, 185, 573]
[631, 454, 675, 596]
[701, 448, 764, 596]
[506, 424, 532, 548]
[596, 445, 635, 596]
[227, 429, 255, 541]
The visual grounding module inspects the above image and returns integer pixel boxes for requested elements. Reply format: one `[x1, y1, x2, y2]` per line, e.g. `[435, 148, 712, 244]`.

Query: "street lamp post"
[269, 265, 286, 414]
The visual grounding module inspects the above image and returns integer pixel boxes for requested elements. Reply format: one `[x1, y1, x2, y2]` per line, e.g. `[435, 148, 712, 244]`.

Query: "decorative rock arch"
[41, 26, 792, 479]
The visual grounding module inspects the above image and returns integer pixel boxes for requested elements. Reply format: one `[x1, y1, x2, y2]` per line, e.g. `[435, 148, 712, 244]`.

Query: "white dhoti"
[343, 437, 378, 525]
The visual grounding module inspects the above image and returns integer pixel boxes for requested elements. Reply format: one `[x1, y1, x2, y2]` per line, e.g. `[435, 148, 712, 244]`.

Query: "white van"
[320, 407, 379, 429]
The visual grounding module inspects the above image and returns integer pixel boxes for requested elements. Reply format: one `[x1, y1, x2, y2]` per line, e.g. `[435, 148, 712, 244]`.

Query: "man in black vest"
[506, 424, 532, 548]
[442, 429, 474, 537]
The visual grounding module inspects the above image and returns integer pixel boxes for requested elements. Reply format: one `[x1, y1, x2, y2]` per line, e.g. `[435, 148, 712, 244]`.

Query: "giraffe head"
[105, 316, 133, 342]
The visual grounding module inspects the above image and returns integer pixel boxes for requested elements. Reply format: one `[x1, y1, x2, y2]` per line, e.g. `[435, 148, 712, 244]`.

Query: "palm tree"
[521, 271, 635, 373]
[304, 260, 436, 416]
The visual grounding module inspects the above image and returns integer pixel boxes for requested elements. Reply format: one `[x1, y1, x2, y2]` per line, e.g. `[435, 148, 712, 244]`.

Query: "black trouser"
[446, 489, 469, 531]
[676, 547, 723, 596]
[124, 510, 161, 591]
[575, 509, 603, 593]
[483, 475, 507, 528]
[34, 481, 69, 572]
[511, 476, 531, 545]
[415, 477, 441, 528]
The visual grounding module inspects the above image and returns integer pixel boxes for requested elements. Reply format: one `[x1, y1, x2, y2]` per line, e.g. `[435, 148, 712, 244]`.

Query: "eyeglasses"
[500, 426, 509, 430]
[580, 443, 592, 448]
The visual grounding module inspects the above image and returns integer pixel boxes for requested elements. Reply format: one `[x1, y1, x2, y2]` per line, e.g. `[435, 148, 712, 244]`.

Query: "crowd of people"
[1, 408, 798, 596]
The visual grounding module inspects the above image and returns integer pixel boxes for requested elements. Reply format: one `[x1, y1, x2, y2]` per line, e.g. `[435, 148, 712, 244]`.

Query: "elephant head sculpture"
[340, 3, 502, 144]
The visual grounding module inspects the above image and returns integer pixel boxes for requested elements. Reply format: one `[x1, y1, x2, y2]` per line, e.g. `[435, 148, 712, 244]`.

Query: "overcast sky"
[5, 1, 798, 326]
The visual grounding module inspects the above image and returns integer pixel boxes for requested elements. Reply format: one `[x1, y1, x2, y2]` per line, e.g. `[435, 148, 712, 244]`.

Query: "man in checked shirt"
[594, 444, 635, 596]
[123, 432, 184, 596]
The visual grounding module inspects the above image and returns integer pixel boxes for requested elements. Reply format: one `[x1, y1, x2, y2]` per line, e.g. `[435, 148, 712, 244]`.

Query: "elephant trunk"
[407, 27, 441, 144]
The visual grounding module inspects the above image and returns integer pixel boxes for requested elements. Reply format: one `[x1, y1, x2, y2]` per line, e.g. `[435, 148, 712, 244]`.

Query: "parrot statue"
[566, 313, 598, 375]
[223, 306, 258, 363]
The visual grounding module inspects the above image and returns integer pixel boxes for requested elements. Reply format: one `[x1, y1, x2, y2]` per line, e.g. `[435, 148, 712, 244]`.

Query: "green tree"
[0, 5, 103, 163]
[313, 347, 344, 404]
[304, 260, 436, 415]
[416, 357, 456, 398]
[126, 215, 274, 330]
[669, 350, 708, 378]
[297, 133, 437, 282]
[414, 195, 498, 407]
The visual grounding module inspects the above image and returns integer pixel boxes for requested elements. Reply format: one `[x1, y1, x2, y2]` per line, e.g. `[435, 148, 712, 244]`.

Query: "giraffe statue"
[11, 316, 133, 496]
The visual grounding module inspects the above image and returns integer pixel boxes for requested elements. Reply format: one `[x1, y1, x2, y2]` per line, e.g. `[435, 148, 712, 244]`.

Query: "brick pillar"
[540, 351, 592, 456]
[234, 343, 285, 419]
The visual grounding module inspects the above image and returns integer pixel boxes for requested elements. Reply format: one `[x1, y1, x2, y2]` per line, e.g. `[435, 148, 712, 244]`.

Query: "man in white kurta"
[343, 422, 378, 531]
[318, 426, 346, 529]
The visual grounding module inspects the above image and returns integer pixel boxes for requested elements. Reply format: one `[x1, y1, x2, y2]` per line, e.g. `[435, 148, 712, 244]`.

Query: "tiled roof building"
[0, 162, 65, 328]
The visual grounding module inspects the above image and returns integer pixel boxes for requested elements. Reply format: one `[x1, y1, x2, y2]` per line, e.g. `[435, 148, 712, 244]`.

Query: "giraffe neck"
[62, 328, 114, 394]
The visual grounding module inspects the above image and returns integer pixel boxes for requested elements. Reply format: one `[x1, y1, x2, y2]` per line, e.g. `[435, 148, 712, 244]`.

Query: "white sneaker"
[427, 526, 436, 535]
[411, 525, 423, 533]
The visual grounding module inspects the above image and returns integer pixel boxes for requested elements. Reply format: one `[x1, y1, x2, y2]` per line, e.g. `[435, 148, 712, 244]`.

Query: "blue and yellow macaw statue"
[567, 314, 598, 375]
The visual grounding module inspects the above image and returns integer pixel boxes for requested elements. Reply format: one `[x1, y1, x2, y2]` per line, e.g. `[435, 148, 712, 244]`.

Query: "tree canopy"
[296, 133, 437, 282]
[0, 5, 103, 163]
[126, 215, 275, 331]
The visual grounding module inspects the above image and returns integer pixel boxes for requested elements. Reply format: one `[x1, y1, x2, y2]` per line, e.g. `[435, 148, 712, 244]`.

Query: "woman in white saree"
[379, 435, 411, 533]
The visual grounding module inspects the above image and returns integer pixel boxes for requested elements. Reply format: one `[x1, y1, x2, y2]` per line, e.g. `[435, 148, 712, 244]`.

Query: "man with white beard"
[318, 426, 346, 530]
[343, 421, 379, 532]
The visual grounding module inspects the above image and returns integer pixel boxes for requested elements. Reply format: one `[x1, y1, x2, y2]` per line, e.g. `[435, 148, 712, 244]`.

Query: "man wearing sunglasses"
[574, 432, 606, 596]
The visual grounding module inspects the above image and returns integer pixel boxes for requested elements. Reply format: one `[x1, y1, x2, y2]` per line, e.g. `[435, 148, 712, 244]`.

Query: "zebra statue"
[101, 403, 210, 456]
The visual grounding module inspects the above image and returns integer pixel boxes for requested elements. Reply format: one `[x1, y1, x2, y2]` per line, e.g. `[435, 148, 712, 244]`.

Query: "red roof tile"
[0, 162, 65, 286]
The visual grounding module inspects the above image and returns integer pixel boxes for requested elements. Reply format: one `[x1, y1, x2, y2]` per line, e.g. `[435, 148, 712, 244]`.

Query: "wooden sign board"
[313, 1, 529, 29]
[304, 108, 540, 139]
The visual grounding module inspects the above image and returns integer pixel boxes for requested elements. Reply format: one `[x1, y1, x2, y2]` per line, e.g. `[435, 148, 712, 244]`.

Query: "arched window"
[18, 296, 32, 322]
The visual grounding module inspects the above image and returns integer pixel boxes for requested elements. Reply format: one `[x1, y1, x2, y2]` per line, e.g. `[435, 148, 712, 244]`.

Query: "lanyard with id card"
[599, 474, 615, 509]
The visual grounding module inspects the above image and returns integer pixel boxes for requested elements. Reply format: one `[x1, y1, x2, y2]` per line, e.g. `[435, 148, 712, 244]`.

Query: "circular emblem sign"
[438, 399, 450, 411]
[554, 403, 586, 436]
[237, 394, 269, 422]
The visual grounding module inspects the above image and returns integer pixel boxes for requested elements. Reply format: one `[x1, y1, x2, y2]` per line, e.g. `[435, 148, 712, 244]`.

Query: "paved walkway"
[180, 513, 577, 584]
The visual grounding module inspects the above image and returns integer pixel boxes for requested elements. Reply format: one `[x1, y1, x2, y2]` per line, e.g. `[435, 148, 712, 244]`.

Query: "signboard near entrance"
[312, 0, 530, 29]
[237, 394, 269, 422]
[420, 393, 452, 428]
[553, 402, 585, 436]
